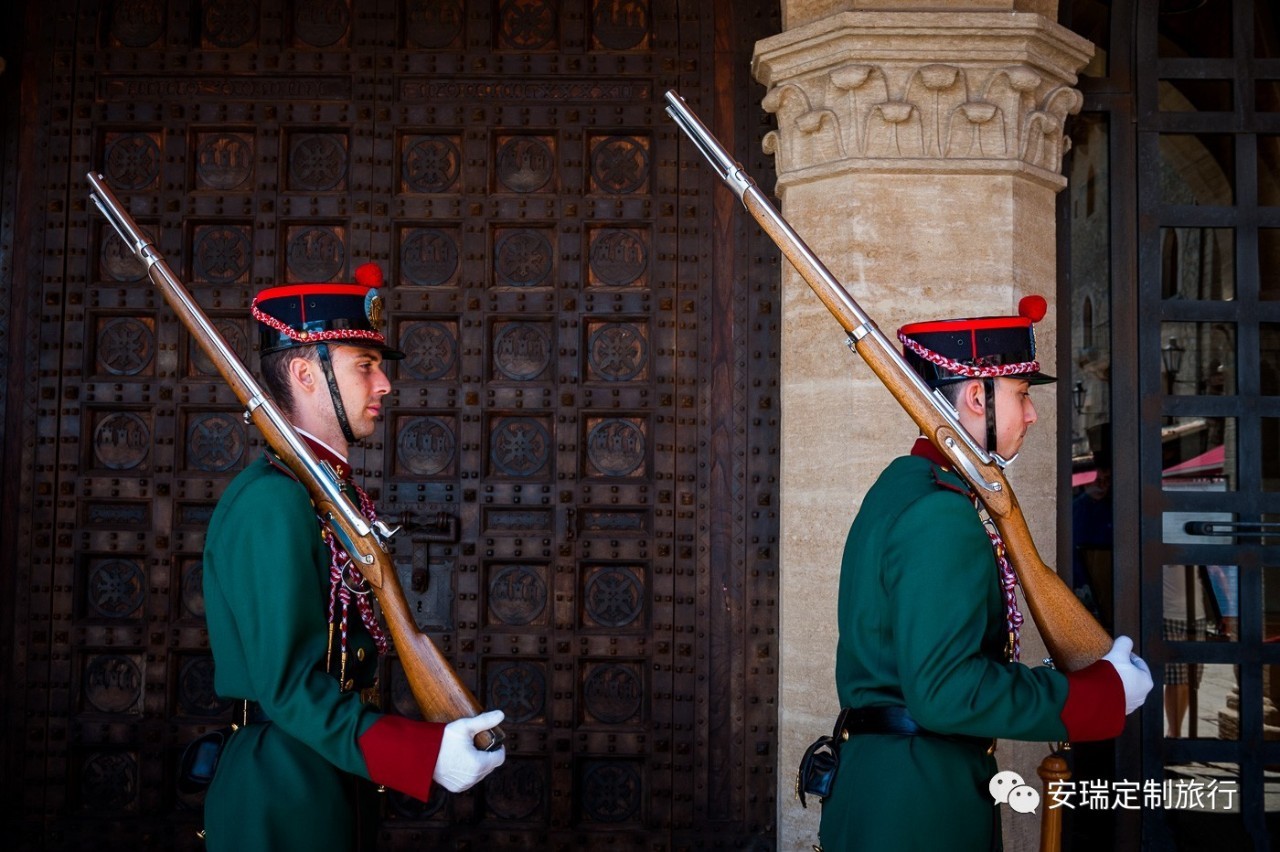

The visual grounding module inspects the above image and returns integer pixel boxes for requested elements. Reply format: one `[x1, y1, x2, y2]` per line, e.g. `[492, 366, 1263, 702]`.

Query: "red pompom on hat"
[355, 262, 384, 288]
[1019, 294, 1048, 322]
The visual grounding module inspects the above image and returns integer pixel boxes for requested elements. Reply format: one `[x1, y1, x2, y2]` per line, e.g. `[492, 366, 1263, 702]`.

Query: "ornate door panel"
[3, 1, 780, 849]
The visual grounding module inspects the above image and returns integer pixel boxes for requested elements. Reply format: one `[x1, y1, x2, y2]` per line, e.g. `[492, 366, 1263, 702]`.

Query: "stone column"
[752, 3, 1092, 849]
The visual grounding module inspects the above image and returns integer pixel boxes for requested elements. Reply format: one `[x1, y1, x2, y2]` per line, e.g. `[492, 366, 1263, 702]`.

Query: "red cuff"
[1060, 659, 1126, 741]
[358, 715, 445, 801]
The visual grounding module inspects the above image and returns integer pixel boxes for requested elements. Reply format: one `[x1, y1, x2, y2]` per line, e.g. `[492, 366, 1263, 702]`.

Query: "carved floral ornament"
[759, 61, 1084, 183]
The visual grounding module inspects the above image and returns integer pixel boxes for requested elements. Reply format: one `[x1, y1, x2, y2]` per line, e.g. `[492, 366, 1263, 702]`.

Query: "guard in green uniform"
[202, 265, 505, 851]
[817, 297, 1152, 851]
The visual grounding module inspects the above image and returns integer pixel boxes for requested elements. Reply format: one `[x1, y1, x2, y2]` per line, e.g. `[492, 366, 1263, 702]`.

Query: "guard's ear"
[961, 379, 986, 414]
[287, 353, 317, 390]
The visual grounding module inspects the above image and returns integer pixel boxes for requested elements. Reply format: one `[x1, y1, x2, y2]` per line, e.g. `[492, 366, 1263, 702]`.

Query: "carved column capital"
[752, 10, 1094, 191]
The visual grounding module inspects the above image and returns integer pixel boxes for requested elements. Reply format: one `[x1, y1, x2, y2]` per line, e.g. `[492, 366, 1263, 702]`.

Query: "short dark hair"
[934, 378, 974, 407]
[260, 346, 320, 416]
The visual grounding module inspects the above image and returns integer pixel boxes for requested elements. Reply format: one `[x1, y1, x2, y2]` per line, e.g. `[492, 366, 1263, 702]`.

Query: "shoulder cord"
[983, 519, 1023, 662]
[322, 481, 389, 689]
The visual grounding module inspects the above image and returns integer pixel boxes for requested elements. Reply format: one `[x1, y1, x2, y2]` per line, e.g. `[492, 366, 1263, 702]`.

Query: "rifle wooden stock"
[88, 173, 503, 749]
[666, 91, 1111, 673]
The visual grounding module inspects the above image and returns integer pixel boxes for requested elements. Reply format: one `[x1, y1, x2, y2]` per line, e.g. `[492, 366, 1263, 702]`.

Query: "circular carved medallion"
[399, 322, 457, 380]
[194, 225, 252, 284]
[490, 418, 550, 477]
[196, 133, 253, 190]
[591, 136, 648, 194]
[403, 137, 461, 193]
[397, 416, 455, 477]
[287, 226, 345, 281]
[587, 418, 644, 476]
[187, 413, 246, 472]
[405, 0, 463, 49]
[590, 229, 647, 286]
[110, 0, 165, 48]
[87, 558, 146, 619]
[294, 0, 349, 47]
[100, 232, 147, 283]
[588, 323, 646, 381]
[495, 230, 552, 287]
[93, 412, 150, 470]
[203, 0, 258, 48]
[584, 567, 643, 628]
[493, 322, 551, 380]
[97, 317, 154, 376]
[593, 0, 648, 50]
[105, 133, 160, 190]
[179, 656, 227, 717]
[488, 564, 547, 626]
[81, 752, 137, 811]
[496, 137, 553, 193]
[289, 135, 346, 191]
[400, 228, 458, 286]
[487, 660, 546, 724]
[486, 761, 545, 820]
[498, 0, 556, 50]
[583, 663, 642, 724]
[84, 654, 142, 714]
[581, 762, 640, 823]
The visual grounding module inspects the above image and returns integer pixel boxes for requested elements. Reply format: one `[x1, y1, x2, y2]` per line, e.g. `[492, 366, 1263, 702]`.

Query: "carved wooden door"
[2, 1, 780, 849]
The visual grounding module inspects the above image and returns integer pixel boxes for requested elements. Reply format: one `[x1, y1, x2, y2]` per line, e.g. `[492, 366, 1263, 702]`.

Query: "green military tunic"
[818, 442, 1072, 852]
[202, 451, 440, 851]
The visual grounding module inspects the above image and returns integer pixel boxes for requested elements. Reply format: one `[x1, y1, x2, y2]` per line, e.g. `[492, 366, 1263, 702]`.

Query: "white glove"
[432, 709, 507, 793]
[1103, 635, 1153, 715]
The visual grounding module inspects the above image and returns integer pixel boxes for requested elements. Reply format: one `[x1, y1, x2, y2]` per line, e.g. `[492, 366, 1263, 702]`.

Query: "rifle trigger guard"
[943, 436, 1003, 494]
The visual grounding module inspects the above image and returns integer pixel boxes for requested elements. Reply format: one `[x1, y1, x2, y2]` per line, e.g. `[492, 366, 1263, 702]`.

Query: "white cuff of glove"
[432, 709, 507, 793]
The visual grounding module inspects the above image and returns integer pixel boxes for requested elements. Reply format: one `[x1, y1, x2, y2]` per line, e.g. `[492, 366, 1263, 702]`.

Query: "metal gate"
[1062, 1, 1280, 848]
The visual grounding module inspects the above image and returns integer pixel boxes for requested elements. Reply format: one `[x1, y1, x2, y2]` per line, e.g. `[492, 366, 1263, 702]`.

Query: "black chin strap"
[315, 343, 358, 445]
[983, 377, 997, 457]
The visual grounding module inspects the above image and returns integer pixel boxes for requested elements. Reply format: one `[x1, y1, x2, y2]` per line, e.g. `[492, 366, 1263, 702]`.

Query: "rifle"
[663, 91, 1110, 672]
[87, 173, 504, 749]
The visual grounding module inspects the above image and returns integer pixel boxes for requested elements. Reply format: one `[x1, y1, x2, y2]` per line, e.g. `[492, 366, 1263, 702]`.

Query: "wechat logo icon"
[990, 770, 1040, 815]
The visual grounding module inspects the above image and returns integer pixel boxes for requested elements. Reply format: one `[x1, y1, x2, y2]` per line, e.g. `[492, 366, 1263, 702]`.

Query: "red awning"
[1163, 444, 1225, 478]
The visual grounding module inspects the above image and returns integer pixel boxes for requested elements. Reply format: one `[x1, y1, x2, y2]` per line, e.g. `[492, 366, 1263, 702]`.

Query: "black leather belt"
[838, 705, 994, 751]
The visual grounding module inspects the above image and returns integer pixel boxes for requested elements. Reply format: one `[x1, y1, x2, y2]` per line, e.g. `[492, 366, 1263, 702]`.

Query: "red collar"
[910, 436, 949, 467]
[300, 435, 352, 482]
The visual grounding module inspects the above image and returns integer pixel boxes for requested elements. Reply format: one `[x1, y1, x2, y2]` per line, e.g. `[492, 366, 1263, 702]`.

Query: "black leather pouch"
[796, 708, 851, 808]
[177, 727, 232, 794]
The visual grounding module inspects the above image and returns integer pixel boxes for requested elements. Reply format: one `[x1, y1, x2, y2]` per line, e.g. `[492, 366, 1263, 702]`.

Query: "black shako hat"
[897, 295, 1055, 387]
[251, 263, 404, 359]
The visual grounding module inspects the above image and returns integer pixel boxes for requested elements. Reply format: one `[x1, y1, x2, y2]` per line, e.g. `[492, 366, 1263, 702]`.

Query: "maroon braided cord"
[984, 523, 1023, 661]
[322, 482, 389, 661]
[252, 302, 388, 347]
[898, 331, 1040, 379]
